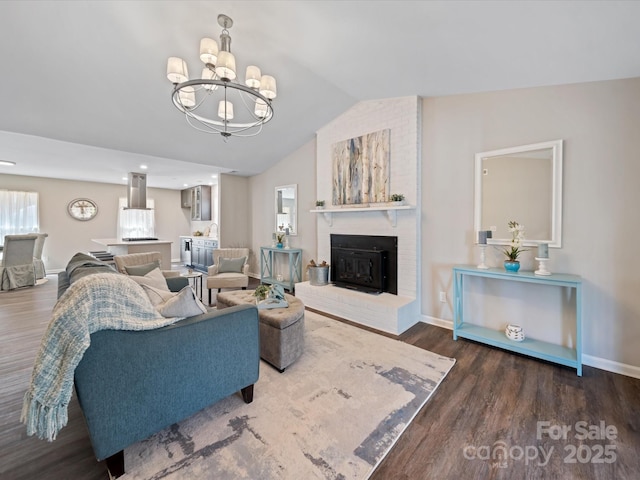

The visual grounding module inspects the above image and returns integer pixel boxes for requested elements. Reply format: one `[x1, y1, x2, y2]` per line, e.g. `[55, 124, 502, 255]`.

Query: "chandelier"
[166, 14, 277, 138]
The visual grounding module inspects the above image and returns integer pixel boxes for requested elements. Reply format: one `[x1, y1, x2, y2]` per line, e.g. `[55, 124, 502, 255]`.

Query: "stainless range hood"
[126, 172, 150, 209]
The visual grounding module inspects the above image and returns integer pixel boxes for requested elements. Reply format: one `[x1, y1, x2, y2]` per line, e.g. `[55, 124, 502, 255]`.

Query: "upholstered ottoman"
[217, 290, 305, 372]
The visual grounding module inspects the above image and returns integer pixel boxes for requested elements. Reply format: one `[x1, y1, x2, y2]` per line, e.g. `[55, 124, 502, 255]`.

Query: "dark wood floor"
[1, 275, 639, 479]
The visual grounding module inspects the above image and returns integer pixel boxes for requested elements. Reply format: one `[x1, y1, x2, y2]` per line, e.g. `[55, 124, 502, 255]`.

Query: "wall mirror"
[275, 184, 297, 236]
[474, 139, 563, 247]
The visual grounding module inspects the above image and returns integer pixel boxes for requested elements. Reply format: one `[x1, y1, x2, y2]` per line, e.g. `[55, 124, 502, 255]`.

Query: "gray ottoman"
[217, 290, 305, 372]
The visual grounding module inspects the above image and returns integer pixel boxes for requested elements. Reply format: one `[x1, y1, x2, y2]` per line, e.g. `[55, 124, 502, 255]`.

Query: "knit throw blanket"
[21, 272, 181, 441]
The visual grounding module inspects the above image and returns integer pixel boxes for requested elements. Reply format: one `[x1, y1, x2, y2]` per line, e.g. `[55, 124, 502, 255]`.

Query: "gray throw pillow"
[218, 256, 247, 273]
[158, 286, 208, 317]
[124, 260, 161, 276]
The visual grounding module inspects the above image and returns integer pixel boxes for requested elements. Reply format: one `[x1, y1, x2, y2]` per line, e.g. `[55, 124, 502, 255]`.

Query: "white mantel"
[297, 96, 422, 335]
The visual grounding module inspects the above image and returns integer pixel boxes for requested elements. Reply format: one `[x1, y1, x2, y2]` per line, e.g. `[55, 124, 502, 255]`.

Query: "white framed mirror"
[474, 139, 563, 247]
[275, 184, 297, 236]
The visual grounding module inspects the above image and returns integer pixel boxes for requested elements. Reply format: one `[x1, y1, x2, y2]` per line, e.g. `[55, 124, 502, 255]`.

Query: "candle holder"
[534, 257, 551, 276]
[477, 244, 489, 269]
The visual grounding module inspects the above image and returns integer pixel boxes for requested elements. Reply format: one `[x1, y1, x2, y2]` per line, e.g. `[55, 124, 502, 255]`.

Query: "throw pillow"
[141, 284, 176, 306]
[124, 260, 161, 276]
[218, 256, 247, 273]
[158, 286, 208, 317]
[129, 267, 169, 291]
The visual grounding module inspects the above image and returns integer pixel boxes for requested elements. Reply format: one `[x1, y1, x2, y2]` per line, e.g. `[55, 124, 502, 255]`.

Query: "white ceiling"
[1, 0, 639, 189]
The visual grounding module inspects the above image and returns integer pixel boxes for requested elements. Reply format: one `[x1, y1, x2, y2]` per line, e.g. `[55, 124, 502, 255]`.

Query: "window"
[0, 190, 39, 245]
[117, 197, 155, 239]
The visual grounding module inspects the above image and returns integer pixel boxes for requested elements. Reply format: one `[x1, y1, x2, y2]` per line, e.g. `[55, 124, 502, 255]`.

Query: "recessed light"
[183, 183, 188, 187]
[140, 164, 148, 169]
[211, 174, 218, 178]
[0, 160, 16, 166]
[122, 177, 128, 181]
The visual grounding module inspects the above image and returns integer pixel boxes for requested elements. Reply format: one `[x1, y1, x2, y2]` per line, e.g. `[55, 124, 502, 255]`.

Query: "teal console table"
[260, 247, 303, 292]
[453, 265, 583, 375]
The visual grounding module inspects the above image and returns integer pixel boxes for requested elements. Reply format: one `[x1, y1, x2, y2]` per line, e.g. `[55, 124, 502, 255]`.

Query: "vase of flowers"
[276, 232, 285, 248]
[503, 220, 526, 272]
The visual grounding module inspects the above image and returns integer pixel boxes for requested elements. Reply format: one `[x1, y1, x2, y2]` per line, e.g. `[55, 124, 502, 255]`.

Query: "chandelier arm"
[171, 80, 274, 131]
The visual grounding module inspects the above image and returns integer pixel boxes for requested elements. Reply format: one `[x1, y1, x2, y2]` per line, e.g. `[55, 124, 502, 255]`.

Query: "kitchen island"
[91, 238, 172, 270]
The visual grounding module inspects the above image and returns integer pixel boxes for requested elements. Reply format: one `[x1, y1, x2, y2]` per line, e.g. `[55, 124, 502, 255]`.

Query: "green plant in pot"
[276, 232, 285, 248]
[253, 284, 270, 302]
[390, 193, 405, 203]
[315, 200, 325, 209]
[503, 220, 526, 272]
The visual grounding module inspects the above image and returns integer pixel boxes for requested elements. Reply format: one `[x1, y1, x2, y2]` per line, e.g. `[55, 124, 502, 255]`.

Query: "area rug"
[121, 311, 455, 480]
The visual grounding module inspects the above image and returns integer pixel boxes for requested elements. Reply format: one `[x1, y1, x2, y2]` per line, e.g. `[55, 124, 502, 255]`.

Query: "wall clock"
[67, 198, 98, 221]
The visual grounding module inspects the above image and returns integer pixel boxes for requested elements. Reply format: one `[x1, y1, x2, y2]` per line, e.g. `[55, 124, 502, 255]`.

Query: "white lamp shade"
[167, 57, 188, 83]
[214, 51, 236, 80]
[178, 86, 195, 108]
[218, 100, 234, 120]
[259, 75, 277, 99]
[255, 98, 269, 118]
[201, 67, 218, 91]
[199, 38, 218, 65]
[245, 65, 261, 88]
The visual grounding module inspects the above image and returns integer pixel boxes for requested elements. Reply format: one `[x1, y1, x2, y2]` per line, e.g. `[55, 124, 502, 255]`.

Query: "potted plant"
[503, 220, 526, 272]
[276, 232, 285, 248]
[390, 193, 405, 205]
[253, 284, 270, 302]
[315, 200, 325, 210]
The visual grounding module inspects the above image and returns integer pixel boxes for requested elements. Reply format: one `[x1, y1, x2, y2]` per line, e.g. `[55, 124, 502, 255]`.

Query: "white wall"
[0, 174, 189, 269]
[421, 77, 640, 372]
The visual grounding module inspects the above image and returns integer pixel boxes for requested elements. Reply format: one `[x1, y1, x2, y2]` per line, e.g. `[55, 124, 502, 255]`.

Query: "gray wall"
[0, 174, 189, 269]
[421, 77, 640, 369]
[248, 139, 317, 277]
[218, 173, 251, 250]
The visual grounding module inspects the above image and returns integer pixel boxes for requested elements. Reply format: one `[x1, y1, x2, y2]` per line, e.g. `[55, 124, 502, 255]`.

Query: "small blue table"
[260, 247, 303, 292]
[453, 265, 583, 375]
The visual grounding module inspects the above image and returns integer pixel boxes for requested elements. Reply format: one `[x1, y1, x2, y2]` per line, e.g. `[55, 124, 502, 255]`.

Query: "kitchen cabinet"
[180, 189, 192, 208]
[181, 185, 211, 220]
[190, 237, 218, 272]
[190, 186, 212, 221]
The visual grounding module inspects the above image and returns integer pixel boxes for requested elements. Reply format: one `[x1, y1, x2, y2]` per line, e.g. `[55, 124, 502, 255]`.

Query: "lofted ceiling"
[1, 0, 639, 189]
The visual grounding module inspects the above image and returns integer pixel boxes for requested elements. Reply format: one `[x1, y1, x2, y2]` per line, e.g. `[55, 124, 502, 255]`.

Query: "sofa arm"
[242, 264, 250, 275]
[74, 304, 259, 462]
[162, 270, 180, 278]
[208, 265, 219, 276]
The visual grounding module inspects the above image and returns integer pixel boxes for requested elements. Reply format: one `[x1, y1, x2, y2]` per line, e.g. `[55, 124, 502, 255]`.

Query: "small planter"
[504, 260, 520, 272]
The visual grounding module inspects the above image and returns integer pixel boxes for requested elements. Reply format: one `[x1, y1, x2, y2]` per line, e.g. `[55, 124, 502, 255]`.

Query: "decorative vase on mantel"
[504, 260, 520, 273]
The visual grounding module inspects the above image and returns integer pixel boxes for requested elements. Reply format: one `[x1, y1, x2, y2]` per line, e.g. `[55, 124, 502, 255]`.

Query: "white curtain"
[117, 198, 155, 239]
[0, 190, 39, 245]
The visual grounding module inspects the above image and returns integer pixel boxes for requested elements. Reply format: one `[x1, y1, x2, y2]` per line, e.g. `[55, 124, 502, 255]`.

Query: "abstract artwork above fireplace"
[331, 129, 390, 206]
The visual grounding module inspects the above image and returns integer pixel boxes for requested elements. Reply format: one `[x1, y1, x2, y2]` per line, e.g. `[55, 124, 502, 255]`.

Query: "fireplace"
[330, 234, 397, 294]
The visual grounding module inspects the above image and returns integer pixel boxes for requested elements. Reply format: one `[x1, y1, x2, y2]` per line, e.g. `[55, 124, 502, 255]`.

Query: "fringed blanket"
[21, 272, 181, 441]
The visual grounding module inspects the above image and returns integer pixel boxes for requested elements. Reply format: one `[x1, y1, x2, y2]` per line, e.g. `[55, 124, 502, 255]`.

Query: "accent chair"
[207, 247, 250, 305]
[0, 234, 38, 290]
[113, 252, 180, 278]
[33, 233, 48, 280]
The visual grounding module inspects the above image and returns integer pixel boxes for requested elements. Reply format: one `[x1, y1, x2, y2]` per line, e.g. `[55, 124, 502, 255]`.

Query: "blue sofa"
[58, 254, 260, 477]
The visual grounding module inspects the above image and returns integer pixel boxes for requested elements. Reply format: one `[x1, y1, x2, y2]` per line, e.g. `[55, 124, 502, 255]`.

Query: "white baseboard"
[421, 314, 453, 330]
[582, 355, 640, 379]
[419, 315, 640, 379]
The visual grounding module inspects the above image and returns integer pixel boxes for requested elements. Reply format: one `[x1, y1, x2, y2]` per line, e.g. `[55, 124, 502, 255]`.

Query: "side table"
[181, 271, 203, 300]
[259, 246, 303, 292]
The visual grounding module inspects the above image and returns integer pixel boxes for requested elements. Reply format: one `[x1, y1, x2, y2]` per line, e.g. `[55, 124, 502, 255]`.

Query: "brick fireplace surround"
[296, 96, 421, 335]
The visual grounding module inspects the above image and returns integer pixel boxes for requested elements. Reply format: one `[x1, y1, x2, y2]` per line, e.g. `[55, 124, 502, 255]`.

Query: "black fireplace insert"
[330, 234, 397, 294]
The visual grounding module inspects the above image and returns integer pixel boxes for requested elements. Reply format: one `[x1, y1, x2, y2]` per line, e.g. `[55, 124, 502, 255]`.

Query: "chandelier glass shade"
[167, 14, 276, 138]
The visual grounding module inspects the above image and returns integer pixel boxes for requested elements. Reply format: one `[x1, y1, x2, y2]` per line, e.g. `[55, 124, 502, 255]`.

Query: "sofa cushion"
[158, 286, 208, 317]
[218, 256, 247, 273]
[129, 268, 169, 291]
[124, 261, 160, 276]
